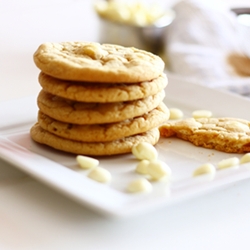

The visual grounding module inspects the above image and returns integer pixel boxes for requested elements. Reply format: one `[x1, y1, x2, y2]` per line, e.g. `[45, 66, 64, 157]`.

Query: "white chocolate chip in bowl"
[132, 142, 158, 161]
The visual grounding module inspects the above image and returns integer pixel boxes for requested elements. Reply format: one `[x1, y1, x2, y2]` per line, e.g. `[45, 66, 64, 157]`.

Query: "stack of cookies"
[30, 42, 169, 156]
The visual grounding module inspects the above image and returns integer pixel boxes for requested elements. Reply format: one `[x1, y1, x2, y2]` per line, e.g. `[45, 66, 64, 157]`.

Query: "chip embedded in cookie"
[38, 72, 168, 103]
[33, 42, 165, 82]
[159, 117, 250, 153]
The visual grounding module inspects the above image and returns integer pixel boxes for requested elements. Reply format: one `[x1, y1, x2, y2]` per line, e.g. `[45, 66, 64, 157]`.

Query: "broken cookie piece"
[159, 117, 250, 153]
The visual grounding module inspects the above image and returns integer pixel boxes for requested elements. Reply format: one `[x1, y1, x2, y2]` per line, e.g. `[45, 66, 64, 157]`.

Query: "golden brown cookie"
[37, 103, 169, 142]
[159, 117, 250, 153]
[38, 72, 168, 103]
[30, 123, 160, 156]
[37, 89, 165, 125]
[33, 42, 165, 83]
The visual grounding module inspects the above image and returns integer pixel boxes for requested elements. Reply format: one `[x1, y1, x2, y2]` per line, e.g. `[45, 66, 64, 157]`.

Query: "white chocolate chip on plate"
[132, 142, 158, 161]
[127, 178, 152, 193]
[87, 167, 112, 183]
[240, 153, 250, 164]
[76, 155, 99, 169]
[192, 109, 212, 119]
[147, 160, 171, 181]
[193, 163, 216, 177]
[169, 108, 183, 120]
[217, 157, 239, 170]
[136, 160, 150, 175]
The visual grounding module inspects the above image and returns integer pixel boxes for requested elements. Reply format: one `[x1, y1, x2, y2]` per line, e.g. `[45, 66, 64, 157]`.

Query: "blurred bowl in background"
[96, 2, 175, 56]
[231, 7, 250, 27]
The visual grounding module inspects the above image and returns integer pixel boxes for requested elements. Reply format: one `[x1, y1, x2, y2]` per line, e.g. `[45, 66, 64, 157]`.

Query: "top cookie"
[33, 42, 165, 83]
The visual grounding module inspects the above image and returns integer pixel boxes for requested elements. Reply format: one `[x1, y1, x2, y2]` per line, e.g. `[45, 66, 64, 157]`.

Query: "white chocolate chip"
[224, 121, 249, 132]
[169, 108, 183, 120]
[94, 1, 166, 26]
[147, 160, 171, 181]
[186, 118, 203, 128]
[217, 157, 239, 170]
[76, 155, 99, 169]
[136, 160, 150, 175]
[132, 142, 158, 161]
[87, 167, 111, 183]
[81, 44, 107, 60]
[127, 178, 152, 193]
[240, 153, 250, 164]
[193, 163, 216, 176]
[192, 110, 212, 119]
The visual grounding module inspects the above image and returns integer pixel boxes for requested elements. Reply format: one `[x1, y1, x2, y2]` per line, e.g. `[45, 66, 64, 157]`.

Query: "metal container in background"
[231, 7, 250, 27]
[98, 9, 175, 56]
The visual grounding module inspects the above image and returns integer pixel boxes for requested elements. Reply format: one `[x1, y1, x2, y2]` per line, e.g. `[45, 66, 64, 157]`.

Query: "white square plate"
[1, 76, 250, 217]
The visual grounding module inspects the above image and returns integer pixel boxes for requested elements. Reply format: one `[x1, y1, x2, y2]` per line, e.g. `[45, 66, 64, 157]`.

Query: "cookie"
[30, 124, 160, 156]
[37, 103, 169, 142]
[159, 117, 250, 153]
[37, 89, 165, 125]
[38, 72, 168, 103]
[33, 42, 165, 83]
